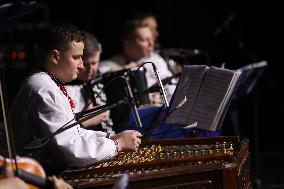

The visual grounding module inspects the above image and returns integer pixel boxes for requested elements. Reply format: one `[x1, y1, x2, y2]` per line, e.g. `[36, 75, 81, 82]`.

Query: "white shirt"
[100, 52, 176, 101]
[11, 70, 117, 168]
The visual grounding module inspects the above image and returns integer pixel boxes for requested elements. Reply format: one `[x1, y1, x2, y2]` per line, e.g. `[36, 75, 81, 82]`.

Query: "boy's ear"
[50, 50, 60, 65]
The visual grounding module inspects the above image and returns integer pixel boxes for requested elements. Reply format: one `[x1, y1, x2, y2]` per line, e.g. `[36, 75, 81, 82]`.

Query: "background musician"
[66, 32, 115, 134]
[100, 19, 175, 104]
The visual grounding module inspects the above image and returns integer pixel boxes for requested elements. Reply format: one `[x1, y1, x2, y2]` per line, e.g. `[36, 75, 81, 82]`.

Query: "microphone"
[122, 76, 143, 128]
[151, 63, 169, 108]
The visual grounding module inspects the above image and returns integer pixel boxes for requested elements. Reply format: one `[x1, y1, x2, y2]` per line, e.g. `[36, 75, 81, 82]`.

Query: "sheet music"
[166, 65, 242, 131]
[213, 71, 241, 130]
[166, 65, 207, 125]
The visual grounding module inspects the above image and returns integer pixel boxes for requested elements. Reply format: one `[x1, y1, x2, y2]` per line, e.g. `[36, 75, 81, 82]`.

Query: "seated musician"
[100, 18, 177, 104]
[10, 22, 141, 174]
[66, 32, 115, 134]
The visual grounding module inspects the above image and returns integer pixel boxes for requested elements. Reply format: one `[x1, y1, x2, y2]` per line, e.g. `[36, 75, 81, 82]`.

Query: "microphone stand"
[123, 76, 143, 128]
[151, 63, 170, 108]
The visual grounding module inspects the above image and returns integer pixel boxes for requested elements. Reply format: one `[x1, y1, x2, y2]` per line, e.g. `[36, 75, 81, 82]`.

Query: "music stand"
[226, 60, 268, 188]
[225, 60, 269, 134]
[124, 64, 244, 139]
[235, 60, 268, 98]
[126, 65, 238, 139]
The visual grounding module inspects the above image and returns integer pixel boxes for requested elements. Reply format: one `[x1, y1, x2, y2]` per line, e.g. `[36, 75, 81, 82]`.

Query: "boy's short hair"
[38, 22, 85, 60]
[120, 19, 148, 42]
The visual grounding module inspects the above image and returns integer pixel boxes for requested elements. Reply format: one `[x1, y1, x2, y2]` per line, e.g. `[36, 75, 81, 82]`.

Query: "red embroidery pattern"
[59, 84, 75, 112]
[47, 72, 75, 112]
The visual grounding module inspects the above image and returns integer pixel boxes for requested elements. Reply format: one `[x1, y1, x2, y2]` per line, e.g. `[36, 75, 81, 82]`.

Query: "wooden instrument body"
[61, 136, 252, 189]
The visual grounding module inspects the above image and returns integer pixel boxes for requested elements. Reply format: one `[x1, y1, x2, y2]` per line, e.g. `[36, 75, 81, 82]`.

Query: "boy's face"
[56, 41, 84, 82]
[77, 52, 100, 82]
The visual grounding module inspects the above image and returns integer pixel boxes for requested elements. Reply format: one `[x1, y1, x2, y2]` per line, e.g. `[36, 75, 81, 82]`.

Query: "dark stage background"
[0, 1, 283, 188]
